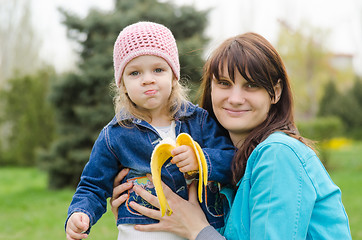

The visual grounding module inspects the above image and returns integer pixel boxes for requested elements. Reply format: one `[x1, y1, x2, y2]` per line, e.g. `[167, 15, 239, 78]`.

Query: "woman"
[111, 32, 352, 239]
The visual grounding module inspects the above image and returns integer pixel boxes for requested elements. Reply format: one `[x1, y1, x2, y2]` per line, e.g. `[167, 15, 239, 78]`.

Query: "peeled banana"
[150, 133, 208, 216]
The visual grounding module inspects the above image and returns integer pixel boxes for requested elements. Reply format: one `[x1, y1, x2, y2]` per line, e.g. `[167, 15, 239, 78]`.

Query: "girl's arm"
[199, 110, 235, 183]
[66, 128, 120, 231]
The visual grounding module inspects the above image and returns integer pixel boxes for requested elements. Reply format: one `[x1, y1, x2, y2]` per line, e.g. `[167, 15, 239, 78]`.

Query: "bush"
[297, 116, 344, 141]
[318, 78, 362, 139]
[0, 69, 55, 166]
[297, 116, 344, 168]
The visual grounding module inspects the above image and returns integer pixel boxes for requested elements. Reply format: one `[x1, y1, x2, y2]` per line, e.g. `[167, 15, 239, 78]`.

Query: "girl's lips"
[144, 90, 157, 95]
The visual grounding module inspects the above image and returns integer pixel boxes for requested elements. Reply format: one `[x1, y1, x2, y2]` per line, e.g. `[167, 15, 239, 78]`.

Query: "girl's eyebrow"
[152, 61, 168, 66]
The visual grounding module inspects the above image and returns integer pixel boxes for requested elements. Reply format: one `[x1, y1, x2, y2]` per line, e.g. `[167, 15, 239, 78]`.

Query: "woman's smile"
[223, 107, 250, 116]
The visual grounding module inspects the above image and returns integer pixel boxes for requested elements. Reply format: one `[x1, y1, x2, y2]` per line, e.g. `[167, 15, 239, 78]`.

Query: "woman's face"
[211, 65, 279, 146]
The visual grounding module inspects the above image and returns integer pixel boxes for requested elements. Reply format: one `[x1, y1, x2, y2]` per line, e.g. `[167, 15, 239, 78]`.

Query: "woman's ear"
[272, 79, 283, 104]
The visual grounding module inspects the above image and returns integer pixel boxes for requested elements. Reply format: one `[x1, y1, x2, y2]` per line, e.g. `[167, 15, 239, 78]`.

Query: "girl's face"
[211, 65, 281, 146]
[122, 55, 176, 118]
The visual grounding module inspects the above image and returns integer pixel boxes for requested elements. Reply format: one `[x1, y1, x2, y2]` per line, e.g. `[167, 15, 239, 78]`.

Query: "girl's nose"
[142, 72, 155, 85]
[227, 86, 245, 105]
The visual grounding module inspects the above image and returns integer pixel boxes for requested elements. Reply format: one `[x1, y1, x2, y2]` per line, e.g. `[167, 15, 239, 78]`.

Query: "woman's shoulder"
[260, 132, 308, 150]
[253, 132, 316, 164]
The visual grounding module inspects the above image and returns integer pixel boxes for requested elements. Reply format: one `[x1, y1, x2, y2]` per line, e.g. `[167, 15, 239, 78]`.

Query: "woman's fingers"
[110, 168, 131, 219]
[132, 185, 161, 209]
[129, 200, 162, 220]
[145, 173, 185, 205]
[113, 168, 129, 187]
[112, 181, 132, 199]
[187, 181, 199, 204]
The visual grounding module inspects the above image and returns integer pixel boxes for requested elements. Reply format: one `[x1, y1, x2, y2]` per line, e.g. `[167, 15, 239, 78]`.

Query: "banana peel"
[150, 133, 208, 216]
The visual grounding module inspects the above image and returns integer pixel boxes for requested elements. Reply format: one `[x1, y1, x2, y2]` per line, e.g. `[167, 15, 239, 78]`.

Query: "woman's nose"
[228, 87, 245, 105]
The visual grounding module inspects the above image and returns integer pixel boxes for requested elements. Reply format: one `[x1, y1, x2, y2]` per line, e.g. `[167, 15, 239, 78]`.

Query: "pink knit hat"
[113, 21, 180, 87]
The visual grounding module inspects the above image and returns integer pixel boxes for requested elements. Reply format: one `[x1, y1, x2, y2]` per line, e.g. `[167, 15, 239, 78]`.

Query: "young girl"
[112, 32, 352, 239]
[65, 21, 235, 240]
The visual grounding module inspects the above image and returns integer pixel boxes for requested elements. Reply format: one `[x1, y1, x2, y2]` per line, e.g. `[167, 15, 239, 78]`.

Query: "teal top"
[219, 132, 351, 240]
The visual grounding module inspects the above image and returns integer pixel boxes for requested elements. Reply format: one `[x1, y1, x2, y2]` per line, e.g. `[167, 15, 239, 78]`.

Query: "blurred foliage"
[0, 0, 42, 87]
[0, 68, 55, 166]
[297, 116, 344, 168]
[322, 137, 353, 150]
[277, 20, 355, 120]
[297, 116, 344, 141]
[318, 77, 362, 139]
[39, 0, 209, 189]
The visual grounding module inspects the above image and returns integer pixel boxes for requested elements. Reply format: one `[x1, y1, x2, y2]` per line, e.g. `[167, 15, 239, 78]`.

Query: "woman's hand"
[130, 175, 210, 240]
[110, 168, 133, 220]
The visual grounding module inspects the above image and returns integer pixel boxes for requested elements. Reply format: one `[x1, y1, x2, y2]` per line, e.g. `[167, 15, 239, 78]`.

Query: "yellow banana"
[150, 133, 208, 216]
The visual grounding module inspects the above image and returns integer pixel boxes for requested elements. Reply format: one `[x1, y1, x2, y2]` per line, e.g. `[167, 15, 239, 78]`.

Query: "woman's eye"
[217, 79, 231, 87]
[246, 83, 259, 88]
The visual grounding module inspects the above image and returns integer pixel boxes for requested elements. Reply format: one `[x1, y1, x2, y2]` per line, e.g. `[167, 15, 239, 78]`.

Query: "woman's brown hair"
[199, 32, 312, 185]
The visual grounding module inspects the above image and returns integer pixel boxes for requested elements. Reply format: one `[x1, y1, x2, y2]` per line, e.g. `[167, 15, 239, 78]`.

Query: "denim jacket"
[66, 102, 235, 231]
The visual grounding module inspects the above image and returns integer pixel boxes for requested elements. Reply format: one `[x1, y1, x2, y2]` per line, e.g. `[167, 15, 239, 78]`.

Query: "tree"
[277, 20, 336, 120]
[318, 80, 341, 117]
[40, 0, 209, 189]
[318, 77, 362, 139]
[0, 0, 42, 87]
[0, 68, 55, 166]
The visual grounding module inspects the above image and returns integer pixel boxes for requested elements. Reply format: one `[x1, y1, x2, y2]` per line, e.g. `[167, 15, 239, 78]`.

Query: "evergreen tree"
[318, 77, 362, 139]
[40, 0, 209, 189]
[318, 80, 340, 117]
[344, 78, 362, 138]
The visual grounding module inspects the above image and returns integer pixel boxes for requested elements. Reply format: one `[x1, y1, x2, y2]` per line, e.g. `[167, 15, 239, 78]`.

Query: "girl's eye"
[130, 71, 139, 76]
[154, 68, 164, 73]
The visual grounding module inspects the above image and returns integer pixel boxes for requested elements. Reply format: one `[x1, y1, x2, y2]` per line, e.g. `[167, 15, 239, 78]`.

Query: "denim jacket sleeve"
[66, 126, 120, 231]
[198, 109, 235, 184]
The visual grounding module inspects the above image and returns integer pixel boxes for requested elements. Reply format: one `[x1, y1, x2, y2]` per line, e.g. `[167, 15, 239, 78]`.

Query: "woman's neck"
[228, 132, 246, 148]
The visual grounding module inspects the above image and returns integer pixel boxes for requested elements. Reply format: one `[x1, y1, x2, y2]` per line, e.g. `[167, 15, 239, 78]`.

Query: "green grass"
[327, 141, 362, 239]
[0, 168, 117, 239]
[0, 142, 361, 239]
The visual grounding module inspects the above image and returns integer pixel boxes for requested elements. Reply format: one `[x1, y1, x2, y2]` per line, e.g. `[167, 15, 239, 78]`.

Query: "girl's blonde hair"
[112, 76, 189, 127]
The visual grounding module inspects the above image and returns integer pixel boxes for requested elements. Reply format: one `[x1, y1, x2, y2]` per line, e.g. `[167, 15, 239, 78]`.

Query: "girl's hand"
[130, 175, 210, 240]
[110, 168, 133, 220]
[171, 145, 199, 173]
[66, 212, 89, 240]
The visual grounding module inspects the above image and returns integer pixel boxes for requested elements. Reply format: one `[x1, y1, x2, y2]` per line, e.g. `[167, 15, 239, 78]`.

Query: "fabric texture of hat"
[113, 21, 180, 87]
